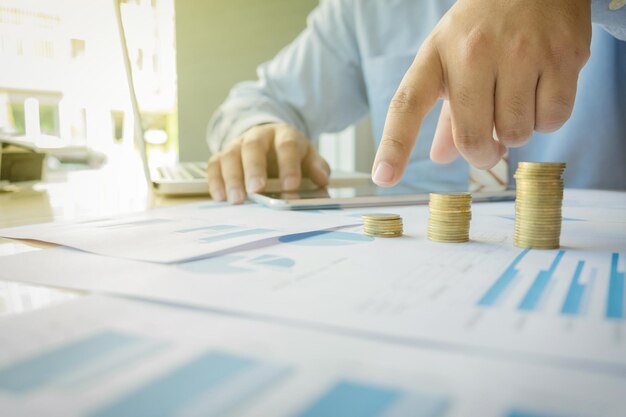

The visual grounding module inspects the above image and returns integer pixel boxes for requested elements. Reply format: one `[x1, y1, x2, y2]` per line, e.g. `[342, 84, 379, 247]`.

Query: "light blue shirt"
[208, 0, 626, 191]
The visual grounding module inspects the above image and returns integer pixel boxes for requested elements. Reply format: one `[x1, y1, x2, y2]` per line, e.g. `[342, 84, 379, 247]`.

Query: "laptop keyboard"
[157, 162, 207, 181]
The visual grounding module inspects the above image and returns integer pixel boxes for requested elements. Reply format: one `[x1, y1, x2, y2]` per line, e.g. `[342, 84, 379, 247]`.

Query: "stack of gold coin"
[428, 193, 472, 243]
[362, 213, 403, 237]
[514, 162, 566, 249]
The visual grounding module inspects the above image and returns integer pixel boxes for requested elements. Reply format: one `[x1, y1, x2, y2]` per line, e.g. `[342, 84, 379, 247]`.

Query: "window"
[111, 111, 125, 142]
[39, 104, 59, 136]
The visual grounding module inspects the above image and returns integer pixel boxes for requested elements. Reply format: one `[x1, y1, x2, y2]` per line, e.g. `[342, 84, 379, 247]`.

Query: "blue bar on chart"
[561, 261, 587, 316]
[518, 251, 565, 311]
[0, 331, 164, 393]
[606, 253, 625, 320]
[295, 380, 449, 417]
[90, 350, 289, 417]
[478, 249, 530, 307]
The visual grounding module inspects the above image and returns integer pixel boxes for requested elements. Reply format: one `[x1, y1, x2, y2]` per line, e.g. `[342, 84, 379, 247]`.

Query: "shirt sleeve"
[592, 0, 626, 40]
[206, 0, 368, 154]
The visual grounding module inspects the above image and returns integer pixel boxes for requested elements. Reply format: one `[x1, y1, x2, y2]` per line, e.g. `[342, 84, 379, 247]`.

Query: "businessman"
[206, 0, 626, 203]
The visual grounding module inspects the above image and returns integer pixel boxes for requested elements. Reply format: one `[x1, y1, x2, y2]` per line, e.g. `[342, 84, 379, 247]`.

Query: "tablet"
[249, 183, 515, 210]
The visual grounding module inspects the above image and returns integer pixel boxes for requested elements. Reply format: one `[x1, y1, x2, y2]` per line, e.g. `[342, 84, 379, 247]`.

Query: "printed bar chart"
[90, 351, 288, 417]
[295, 380, 449, 417]
[478, 249, 530, 306]
[518, 251, 565, 311]
[479, 250, 625, 321]
[0, 331, 164, 393]
[606, 253, 624, 320]
[561, 261, 587, 316]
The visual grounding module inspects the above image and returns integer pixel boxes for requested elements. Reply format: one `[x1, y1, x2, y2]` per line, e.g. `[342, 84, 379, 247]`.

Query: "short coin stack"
[362, 213, 403, 238]
[428, 193, 472, 243]
[514, 162, 566, 249]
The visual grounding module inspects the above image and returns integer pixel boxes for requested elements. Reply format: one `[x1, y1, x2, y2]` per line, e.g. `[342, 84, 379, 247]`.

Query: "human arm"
[206, 0, 368, 203]
[372, 0, 593, 186]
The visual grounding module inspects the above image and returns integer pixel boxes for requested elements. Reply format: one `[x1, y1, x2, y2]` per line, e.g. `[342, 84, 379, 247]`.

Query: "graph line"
[607, 253, 625, 320]
[478, 249, 530, 306]
[519, 251, 565, 311]
[561, 261, 587, 316]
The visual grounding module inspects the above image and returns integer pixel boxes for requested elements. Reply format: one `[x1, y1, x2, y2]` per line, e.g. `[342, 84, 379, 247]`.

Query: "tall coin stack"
[362, 213, 403, 238]
[428, 193, 472, 243]
[514, 162, 566, 249]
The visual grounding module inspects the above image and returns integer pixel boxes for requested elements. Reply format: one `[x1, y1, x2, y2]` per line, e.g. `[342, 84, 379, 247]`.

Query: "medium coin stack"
[428, 193, 472, 243]
[362, 213, 403, 238]
[514, 162, 566, 249]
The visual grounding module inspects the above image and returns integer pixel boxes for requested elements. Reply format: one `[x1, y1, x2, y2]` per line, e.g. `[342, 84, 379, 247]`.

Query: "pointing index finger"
[372, 42, 444, 187]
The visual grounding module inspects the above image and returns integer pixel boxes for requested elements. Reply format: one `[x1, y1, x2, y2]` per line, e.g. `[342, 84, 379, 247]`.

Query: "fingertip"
[312, 165, 330, 187]
[372, 161, 397, 187]
[227, 188, 246, 204]
[210, 188, 226, 202]
[282, 175, 300, 191]
[246, 176, 266, 193]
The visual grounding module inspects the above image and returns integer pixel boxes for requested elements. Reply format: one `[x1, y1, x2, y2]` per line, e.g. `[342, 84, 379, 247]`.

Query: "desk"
[0, 170, 624, 416]
[0, 165, 207, 317]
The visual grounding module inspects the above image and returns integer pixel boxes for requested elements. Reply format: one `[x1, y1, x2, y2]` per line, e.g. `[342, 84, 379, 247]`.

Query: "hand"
[207, 123, 330, 204]
[372, 0, 592, 186]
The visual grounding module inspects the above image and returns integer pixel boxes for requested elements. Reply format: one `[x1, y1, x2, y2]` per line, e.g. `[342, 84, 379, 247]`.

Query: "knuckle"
[222, 144, 241, 160]
[275, 138, 297, 155]
[497, 127, 531, 146]
[503, 95, 528, 120]
[389, 88, 420, 114]
[460, 28, 491, 64]
[208, 179, 223, 190]
[545, 44, 566, 68]
[507, 35, 532, 59]
[536, 113, 569, 132]
[536, 92, 574, 132]
[576, 45, 591, 65]
[223, 170, 244, 184]
[380, 135, 410, 155]
[208, 154, 220, 166]
[454, 132, 485, 153]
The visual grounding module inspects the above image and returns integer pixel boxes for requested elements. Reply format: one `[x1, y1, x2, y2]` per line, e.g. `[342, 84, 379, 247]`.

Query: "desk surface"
[0, 165, 207, 317]
[1, 167, 625, 416]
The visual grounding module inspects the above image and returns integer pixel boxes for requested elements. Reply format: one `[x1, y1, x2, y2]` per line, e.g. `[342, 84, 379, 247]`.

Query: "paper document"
[0, 202, 358, 263]
[1, 190, 624, 371]
[0, 296, 624, 417]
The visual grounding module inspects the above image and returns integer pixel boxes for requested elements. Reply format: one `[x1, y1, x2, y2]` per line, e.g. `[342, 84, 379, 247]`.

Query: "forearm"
[206, 0, 368, 154]
[206, 79, 306, 155]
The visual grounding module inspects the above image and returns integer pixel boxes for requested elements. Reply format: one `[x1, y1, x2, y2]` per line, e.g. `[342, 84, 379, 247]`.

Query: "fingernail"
[372, 161, 395, 185]
[282, 175, 299, 191]
[247, 176, 265, 192]
[315, 163, 329, 182]
[228, 188, 245, 204]
[211, 189, 225, 201]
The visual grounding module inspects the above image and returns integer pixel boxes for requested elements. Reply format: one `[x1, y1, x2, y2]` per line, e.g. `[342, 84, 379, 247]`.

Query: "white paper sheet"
[0, 202, 358, 263]
[1, 190, 624, 372]
[0, 296, 624, 417]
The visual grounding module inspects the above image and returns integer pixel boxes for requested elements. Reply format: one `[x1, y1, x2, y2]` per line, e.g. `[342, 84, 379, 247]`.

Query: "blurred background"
[0, 0, 373, 173]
